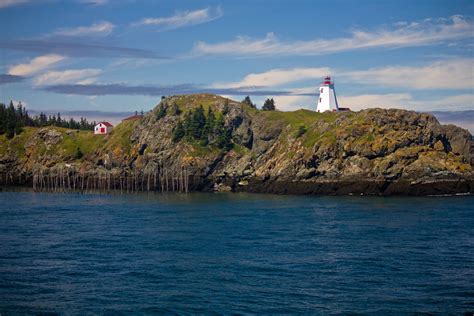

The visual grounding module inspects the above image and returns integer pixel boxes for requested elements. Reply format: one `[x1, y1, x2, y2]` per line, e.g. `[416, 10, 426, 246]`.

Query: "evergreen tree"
[217, 128, 233, 150]
[169, 105, 233, 151]
[172, 121, 185, 142]
[156, 105, 167, 119]
[189, 105, 206, 139]
[171, 103, 181, 116]
[223, 99, 229, 115]
[202, 107, 216, 142]
[242, 96, 256, 108]
[0, 100, 96, 136]
[262, 98, 276, 111]
[0, 103, 5, 135]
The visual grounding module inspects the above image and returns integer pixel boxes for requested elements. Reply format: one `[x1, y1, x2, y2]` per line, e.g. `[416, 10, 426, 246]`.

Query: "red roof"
[122, 114, 143, 121]
[98, 121, 113, 127]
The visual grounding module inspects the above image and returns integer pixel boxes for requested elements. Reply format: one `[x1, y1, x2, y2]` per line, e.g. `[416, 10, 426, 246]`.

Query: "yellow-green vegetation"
[0, 127, 37, 156]
[173, 94, 228, 114]
[103, 120, 135, 155]
[187, 142, 221, 158]
[232, 144, 250, 155]
[57, 129, 106, 160]
[256, 109, 344, 148]
[259, 109, 319, 127]
[0, 120, 136, 163]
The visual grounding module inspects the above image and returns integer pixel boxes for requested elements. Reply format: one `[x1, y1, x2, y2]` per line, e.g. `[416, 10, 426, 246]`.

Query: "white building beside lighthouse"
[316, 76, 339, 112]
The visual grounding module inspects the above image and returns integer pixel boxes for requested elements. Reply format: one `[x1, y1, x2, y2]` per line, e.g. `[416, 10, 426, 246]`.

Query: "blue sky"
[0, 0, 473, 122]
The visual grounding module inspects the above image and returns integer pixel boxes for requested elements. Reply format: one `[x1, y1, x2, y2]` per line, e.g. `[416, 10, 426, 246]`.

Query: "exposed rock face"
[0, 94, 473, 195]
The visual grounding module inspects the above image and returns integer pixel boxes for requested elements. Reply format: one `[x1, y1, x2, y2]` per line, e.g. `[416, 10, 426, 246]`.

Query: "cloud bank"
[344, 59, 473, 89]
[0, 39, 163, 59]
[0, 0, 29, 9]
[0, 74, 25, 84]
[40, 83, 317, 97]
[193, 15, 473, 57]
[77, 0, 108, 6]
[213, 67, 331, 88]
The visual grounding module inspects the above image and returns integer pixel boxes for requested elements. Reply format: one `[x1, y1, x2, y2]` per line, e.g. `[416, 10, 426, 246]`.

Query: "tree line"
[0, 101, 96, 139]
[242, 96, 276, 111]
[171, 105, 233, 150]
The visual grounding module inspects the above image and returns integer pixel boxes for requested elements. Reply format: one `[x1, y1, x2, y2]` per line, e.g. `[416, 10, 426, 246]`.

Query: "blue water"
[0, 192, 473, 314]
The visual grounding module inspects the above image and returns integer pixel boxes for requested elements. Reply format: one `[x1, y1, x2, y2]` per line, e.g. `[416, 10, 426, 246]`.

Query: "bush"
[74, 147, 84, 159]
[294, 125, 307, 138]
[156, 105, 167, 119]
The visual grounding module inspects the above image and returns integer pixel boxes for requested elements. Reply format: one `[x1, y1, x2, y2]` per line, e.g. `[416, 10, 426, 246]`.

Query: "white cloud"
[338, 93, 474, 111]
[133, 7, 223, 31]
[338, 93, 414, 111]
[0, 0, 29, 9]
[426, 94, 474, 111]
[213, 67, 331, 89]
[34, 69, 102, 86]
[343, 59, 474, 89]
[272, 96, 315, 111]
[8, 54, 65, 76]
[52, 21, 115, 37]
[193, 15, 473, 57]
[77, 0, 108, 6]
[268, 87, 315, 111]
[77, 78, 98, 85]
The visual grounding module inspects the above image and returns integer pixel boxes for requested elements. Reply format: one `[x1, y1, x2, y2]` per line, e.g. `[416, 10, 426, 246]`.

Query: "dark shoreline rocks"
[233, 179, 473, 196]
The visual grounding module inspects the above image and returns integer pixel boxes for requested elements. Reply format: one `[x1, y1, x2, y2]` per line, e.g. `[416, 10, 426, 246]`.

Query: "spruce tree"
[202, 107, 216, 142]
[189, 105, 206, 139]
[262, 98, 276, 111]
[242, 96, 255, 108]
[0, 103, 5, 135]
[6, 101, 19, 138]
[172, 121, 185, 142]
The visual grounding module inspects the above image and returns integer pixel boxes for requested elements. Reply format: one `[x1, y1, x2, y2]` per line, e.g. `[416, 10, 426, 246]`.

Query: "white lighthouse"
[316, 76, 339, 112]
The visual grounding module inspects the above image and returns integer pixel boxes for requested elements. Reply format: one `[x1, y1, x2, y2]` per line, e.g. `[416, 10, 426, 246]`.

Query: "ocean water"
[0, 192, 473, 314]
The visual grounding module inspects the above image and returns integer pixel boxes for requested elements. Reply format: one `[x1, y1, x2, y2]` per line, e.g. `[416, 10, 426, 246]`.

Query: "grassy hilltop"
[0, 94, 472, 195]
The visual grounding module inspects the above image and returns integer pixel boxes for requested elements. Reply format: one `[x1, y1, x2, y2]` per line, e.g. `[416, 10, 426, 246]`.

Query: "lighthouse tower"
[316, 76, 339, 112]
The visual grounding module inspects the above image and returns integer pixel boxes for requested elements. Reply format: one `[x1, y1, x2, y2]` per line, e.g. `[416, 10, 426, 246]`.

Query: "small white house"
[94, 122, 113, 135]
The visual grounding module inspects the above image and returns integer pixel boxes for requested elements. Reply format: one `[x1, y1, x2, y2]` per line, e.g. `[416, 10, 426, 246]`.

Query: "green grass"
[232, 143, 249, 155]
[1, 127, 37, 157]
[173, 94, 229, 114]
[103, 120, 135, 154]
[302, 130, 322, 148]
[0, 134, 7, 155]
[188, 141, 221, 157]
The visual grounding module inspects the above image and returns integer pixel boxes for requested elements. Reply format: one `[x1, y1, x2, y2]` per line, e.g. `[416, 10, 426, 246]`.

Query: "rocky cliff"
[1, 94, 473, 195]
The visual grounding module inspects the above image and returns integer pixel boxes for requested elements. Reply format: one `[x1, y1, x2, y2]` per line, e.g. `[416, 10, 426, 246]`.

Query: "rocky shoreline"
[1, 94, 473, 196]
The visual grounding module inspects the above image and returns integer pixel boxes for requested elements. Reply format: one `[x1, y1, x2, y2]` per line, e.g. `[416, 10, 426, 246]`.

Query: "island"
[1, 94, 473, 195]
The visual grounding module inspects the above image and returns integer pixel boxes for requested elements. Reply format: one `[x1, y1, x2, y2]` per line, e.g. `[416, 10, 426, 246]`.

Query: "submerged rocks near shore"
[0, 94, 473, 195]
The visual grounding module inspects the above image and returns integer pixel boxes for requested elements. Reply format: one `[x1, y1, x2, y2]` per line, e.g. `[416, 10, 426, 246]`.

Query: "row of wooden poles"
[1, 167, 191, 193]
